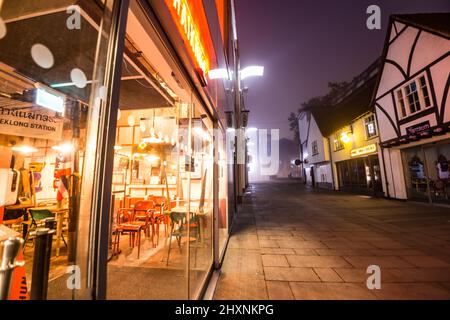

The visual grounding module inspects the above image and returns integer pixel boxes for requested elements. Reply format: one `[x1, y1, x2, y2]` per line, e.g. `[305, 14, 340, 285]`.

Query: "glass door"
[424, 141, 450, 204]
[402, 146, 430, 202]
[188, 103, 214, 299]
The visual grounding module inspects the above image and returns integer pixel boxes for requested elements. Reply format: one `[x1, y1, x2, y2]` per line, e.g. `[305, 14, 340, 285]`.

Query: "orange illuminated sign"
[170, 0, 209, 74]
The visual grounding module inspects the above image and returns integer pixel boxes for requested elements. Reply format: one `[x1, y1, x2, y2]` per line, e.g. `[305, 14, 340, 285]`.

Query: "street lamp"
[240, 66, 264, 80]
[208, 65, 264, 207]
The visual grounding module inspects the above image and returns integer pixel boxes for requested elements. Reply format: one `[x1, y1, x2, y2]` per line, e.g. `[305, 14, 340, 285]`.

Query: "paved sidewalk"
[213, 181, 450, 300]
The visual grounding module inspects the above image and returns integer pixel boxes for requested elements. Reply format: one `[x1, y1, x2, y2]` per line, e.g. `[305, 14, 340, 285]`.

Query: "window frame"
[396, 74, 433, 120]
[364, 114, 378, 140]
[334, 132, 344, 151]
[311, 140, 319, 156]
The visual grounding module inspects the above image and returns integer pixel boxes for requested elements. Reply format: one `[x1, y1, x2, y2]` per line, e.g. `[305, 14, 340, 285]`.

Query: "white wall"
[375, 23, 450, 143]
[375, 19, 450, 201]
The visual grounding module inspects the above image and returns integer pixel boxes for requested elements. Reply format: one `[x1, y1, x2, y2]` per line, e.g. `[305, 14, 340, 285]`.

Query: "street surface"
[214, 180, 450, 299]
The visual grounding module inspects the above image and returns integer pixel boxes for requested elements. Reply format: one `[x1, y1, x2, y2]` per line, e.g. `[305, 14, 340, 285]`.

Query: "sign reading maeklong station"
[0, 105, 63, 141]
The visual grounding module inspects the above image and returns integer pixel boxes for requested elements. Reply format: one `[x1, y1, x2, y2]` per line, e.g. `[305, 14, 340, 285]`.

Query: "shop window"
[311, 140, 319, 155]
[364, 114, 377, 139]
[396, 74, 432, 119]
[0, 0, 116, 300]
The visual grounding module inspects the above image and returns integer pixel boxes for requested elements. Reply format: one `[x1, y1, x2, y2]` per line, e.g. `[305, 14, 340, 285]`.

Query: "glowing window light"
[35, 88, 65, 114]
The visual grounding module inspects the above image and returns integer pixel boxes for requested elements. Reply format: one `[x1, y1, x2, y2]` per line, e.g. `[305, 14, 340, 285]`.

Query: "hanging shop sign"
[351, 144, 377, 157]
[167, 0, 210, 75]
[406, 121, 431, 136]
[0, 105, 63, 141]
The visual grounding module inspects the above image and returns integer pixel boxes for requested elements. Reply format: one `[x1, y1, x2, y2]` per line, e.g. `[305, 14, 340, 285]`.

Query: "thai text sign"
[0, 105, 63, 141]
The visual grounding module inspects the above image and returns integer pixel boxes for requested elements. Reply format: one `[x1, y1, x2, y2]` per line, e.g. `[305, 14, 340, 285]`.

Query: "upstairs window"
[334, 132, 344, 151]
[364, 114, 377, 139]
[396, 74, 432, 119]
[312, 140, 319, 155]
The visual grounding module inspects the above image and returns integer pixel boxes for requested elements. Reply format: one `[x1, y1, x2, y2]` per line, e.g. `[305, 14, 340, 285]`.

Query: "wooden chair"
[152, 196, 170, 245]
[133, 200, 154, 230]
[116, 208, 145, 259]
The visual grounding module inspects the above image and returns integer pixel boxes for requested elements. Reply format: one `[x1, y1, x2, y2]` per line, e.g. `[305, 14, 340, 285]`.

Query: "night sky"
[236, 0, 450, 139]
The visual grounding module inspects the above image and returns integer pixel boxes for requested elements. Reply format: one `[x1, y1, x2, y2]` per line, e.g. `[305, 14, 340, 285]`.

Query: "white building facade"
[374, 13, 450, 203]
[298, 110, 333, 189]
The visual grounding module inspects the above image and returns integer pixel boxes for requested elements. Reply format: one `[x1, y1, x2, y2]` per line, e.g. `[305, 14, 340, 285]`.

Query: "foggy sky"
[235, 0, 450, 139]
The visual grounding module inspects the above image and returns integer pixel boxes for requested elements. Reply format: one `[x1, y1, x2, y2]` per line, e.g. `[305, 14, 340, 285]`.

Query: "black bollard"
[44, 217, 57, 231]
[30, 228, 55, 300]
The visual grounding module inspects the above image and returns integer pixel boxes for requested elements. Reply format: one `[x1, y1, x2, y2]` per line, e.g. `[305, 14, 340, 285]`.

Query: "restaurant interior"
[0, 0, 226, 300]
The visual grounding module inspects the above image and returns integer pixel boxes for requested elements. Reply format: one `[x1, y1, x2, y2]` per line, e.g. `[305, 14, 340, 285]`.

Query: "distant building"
[298, 105, 334, 189]
[373, 13, 450, 204]
[326, 61, 383, 196]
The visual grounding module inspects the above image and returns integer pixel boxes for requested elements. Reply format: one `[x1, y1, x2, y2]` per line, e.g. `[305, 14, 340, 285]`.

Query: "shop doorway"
[336, 155, 383, 196]
[403, 141, 450, 204]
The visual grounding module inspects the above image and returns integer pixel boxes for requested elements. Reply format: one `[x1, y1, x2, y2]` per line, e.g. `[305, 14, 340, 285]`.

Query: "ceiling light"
[51, 143, 73, 153]
[12, 146, 38, 154]
[127, 115, 135, 127]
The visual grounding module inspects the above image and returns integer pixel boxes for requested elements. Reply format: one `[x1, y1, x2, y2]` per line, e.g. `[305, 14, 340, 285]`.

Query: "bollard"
[0, 237, 24, 300]
[30, 228, 55, 300]
[44, 217, 56, 231]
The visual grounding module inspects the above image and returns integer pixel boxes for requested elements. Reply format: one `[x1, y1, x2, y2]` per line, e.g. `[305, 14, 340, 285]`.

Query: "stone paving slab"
[213, 181, 450, 300]
[264, 267, 320, 282]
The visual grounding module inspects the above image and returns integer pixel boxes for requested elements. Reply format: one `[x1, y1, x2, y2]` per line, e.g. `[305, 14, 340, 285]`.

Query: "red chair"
[133, 200, 156, 246]
[116, 208, 146, 259]
[151, 197, 170, 246]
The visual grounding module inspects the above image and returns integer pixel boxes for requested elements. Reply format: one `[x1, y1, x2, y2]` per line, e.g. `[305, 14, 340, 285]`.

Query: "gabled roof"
[370, 13, 450, 107]
[311, 76, 377, 137]
[392, 13, 450, 39]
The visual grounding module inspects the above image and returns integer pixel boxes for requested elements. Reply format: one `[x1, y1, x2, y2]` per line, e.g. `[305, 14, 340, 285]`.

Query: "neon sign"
[172, 0, 209, 74]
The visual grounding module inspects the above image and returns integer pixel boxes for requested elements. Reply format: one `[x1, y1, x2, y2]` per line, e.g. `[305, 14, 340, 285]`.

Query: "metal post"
[0, 237, 24, 300]
[89, 0, 129, 300]
[30, 228, 54, 300]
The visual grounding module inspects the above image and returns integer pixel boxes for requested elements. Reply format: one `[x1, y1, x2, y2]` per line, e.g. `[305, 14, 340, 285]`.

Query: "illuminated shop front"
[0, 0, 235, 300]
[327, 62, 383, 196]
[374, 14, 450, 204]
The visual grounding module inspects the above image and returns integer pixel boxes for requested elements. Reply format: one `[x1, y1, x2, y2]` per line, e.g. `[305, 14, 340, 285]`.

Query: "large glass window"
[104, 4, 214, 300]
[0, 0, 116, 299]
[403, 147, 429, 202]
